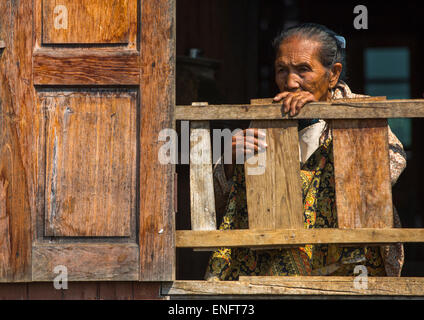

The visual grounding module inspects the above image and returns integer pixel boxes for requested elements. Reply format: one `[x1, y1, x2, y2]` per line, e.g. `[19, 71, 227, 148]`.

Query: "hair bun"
[334, 35, 346, 49]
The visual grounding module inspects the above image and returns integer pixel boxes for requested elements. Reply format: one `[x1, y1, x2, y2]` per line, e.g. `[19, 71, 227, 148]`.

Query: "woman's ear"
[329, 63, 342, 88]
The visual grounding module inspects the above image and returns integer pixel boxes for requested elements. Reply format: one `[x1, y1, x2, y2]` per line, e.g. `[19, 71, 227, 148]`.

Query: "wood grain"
[42, 0, 133, 44]
[41, 90, 137, 237]
[175, 100, 424, 120]
[98, 282, 134, 300]
[0, 282, 165, 299]
[162, 277, 424, 296]
[0, 283, 28, 299]
[332, 119, 393, 228]
[250, 97, 388, 105]
[0, 0, 35, 282]
[32, 243, 139, 281]
[139, 0, 176, 281]
[33, 49, 140, 85]
[2, 0, 177, 284]
[245, 120, 303, 230]
[190, 120, 217, 231]
[176, 228, 424, 249]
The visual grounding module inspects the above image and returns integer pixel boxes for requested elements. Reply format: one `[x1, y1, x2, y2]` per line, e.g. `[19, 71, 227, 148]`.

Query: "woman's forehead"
[275, 37, 321, 65]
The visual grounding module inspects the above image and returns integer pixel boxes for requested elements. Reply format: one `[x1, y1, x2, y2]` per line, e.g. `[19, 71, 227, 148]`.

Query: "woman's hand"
[231, 128, 267, 162]
[224, 128, 267, 179]
[273, 91, 317, 116]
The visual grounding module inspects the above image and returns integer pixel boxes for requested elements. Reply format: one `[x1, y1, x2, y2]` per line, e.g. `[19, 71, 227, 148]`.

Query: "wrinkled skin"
[273, 36, 342, 115]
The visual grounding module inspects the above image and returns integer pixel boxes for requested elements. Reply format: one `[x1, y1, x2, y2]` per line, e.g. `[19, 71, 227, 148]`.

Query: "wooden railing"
[165, 97, 424, 297]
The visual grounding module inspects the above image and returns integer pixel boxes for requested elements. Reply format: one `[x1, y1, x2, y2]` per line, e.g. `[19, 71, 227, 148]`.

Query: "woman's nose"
[285, 73, 300, 91]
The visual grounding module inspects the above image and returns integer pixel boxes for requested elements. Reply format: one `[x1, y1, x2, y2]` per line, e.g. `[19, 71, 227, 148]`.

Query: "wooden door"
[0, 0, 175, 282]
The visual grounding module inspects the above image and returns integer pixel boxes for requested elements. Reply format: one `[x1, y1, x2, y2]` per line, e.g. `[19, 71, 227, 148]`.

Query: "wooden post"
[189, 103, 217, 232]
[244, 99, 304, 231]
[331, 97, 393, 228]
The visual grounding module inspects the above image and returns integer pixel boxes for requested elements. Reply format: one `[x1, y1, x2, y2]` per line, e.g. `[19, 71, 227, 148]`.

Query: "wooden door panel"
[32, 243, 139, 281]
[32, 0, 145, 282]
[1, 0, 175, 282]
[33, 49, 140, 85]
[42, 0, 137, 45]
[41, 90, 137, 237]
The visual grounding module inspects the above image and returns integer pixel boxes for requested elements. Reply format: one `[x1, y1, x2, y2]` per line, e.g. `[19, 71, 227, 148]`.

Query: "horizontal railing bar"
[176, 99, 424, 120]
[162, 277, 424, 296]
[176, 228, 424, 249]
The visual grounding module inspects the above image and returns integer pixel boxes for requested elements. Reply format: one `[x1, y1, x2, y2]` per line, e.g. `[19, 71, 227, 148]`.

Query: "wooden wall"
[0, 282, 163, 300]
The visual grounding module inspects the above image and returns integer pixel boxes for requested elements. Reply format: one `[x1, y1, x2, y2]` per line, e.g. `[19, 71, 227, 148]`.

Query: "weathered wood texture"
[0, 282, 163, 300]
[332, 119, 393, 228]
[32, 243, 139, 281]
[139, 0, 176, 281]
[175, 99, 424, 120]
[190, 120, 217, 231]
[41, 0, 137, 45]
[2, 0, 177, 283]
[41, 90, 137, 237]
[176, 229, 424, 249]
[33, 49, 140, 85]
[162, 277, 424, 296]
[245, 120, 303, 230]
[0, 0, 35, 282]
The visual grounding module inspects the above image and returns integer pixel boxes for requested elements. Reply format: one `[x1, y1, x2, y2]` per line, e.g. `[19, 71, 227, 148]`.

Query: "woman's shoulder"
[332, 80, 369, 100]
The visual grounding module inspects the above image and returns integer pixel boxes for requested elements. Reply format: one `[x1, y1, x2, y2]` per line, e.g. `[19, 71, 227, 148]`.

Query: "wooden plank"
[139, 0, 176, 281]
[0, 0, 34, 282]
[27, 282, 99, 300]
[162, 277, 424, 296]
[32, 243, 139, 281]
[176, 229, 424, 249]
[61, 282, 99, 300]
[332, 119, 393, 228]
[27, 282, 64, 300]
[41, 90, 137, 237]
[133, 282, 164, 300]
[1, 282, 163, 300]
[98, 282, 134, 300]
[42, 0, 134, 44]
[175, 99, 424, 120]
[190, 120, 217, 231]
[33, 49, 140, 85]
[250, 97, 388, 105]
[0, 283, 28, 299]
[245, 120, 303, 230]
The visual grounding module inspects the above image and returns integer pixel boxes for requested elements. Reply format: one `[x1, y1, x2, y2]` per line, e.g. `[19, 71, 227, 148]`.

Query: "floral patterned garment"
[205, 81, 407, 281]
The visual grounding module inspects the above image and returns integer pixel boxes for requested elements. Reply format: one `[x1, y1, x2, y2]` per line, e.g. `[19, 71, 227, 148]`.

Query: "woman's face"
[274, 36, 339, 102]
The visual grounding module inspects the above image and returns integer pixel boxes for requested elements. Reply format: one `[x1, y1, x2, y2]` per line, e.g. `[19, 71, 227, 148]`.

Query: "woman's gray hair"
[273, 23, 346, 80]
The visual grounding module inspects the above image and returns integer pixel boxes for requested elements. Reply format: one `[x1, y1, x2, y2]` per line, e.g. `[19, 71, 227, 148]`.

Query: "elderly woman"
[205, 23, 407, 281]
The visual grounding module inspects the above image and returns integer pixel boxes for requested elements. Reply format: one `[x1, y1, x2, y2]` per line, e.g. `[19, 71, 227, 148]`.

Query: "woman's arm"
[212, 161, 232, 216]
